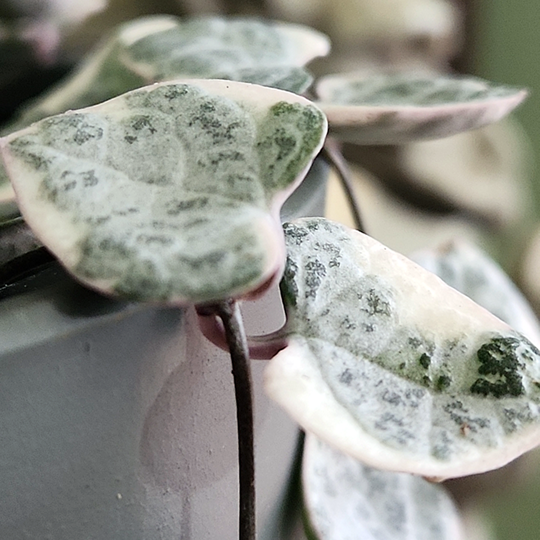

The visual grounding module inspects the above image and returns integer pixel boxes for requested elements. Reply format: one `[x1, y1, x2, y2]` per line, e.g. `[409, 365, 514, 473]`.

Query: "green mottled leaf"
[265, 218, 540, 479]
[1, 16, 329, 188]
[1, 80, 326, 304]
[411, 240, 540, 347]
[303, 434, 463, 540]
[123, 15, 329, 91]
[315, 73, 527, 144]
[8, 15, 330, 130]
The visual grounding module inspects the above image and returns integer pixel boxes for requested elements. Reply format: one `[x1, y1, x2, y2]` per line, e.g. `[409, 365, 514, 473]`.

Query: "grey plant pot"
[0, 160, 328, 540]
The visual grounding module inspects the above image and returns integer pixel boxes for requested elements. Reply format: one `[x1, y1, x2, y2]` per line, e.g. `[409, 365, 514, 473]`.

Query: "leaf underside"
[1, 81, 326, 304]
[316, 73, 527, 144]
[265, 218, 540, 478]
[303, 434, 462, 540]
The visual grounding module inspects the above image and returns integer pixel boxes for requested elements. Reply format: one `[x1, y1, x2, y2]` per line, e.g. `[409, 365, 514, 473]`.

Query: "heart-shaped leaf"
[265, 218, 540, 479]
[122, 16, 330, 88]
[9, 15, 330, 130]
[0, 80, 327, 304]
[411, 240, 540, 347]
[303, 434, 463, 540]
[315, 72, 527, 144]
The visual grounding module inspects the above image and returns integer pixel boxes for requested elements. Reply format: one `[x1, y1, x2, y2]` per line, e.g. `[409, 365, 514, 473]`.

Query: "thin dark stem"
[341, 143, 499, 229]
[214, 299, 256, 540]
[322, 138, 366, 233]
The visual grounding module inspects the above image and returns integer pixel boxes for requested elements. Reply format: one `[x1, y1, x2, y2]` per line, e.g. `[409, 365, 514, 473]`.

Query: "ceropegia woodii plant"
[0, 12, 535, 540]
[315, 72, 527, 144]
[265, 218, 540, 480]
[5, 14, 330, 131]
[0, 79, 327, 304]
[0, 14, 330, 218]
[0, 77, 327, 540]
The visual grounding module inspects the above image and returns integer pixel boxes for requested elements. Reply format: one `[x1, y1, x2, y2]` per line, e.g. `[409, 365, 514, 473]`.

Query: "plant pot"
[0, 160, 328, 539]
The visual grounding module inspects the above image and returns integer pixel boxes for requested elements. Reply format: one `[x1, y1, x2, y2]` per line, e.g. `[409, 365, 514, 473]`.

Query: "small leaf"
[123, 16, 330, 88]
[303, 434, 463, 540]
[265, 218, 540, 479]
[315, 73, 527, 144]
[8, 15, 330, 129]
[1, 80, 327, 304]
[411, 240, 540, 347]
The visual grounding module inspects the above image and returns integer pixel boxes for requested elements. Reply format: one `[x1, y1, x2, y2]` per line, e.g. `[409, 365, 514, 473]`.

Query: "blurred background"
[1, 1, 540, 539]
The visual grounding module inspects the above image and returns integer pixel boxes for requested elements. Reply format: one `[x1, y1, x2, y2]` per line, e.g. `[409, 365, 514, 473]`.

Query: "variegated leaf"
[122, 16, 329, 90]
[265, 218, 540, 479]
[0, 80, 327, 304]
[9, 15, 330, 130]
[303, 434, 463, 540]
[315, 73, 526, 144]
[411, 240, 540, 347]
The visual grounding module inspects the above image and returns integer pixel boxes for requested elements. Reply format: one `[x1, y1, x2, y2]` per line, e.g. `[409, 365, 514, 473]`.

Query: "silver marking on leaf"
[316, 73, 527, 144]
[266, 218, 540, 478]
[1, 81, 327, 304]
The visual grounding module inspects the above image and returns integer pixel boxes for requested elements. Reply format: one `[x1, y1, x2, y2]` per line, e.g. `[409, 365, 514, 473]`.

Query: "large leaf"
[315, 72, 527, 144]
[265, 218, 540, 479]
[411, 240, 540, 347]
[0, 80, 327, 304]
[303, 434, 463, 540]
[8, 15, 330, 130]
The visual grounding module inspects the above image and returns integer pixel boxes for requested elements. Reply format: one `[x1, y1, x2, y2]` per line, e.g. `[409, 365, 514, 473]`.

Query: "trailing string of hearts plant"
[0, 14, 535, 540]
